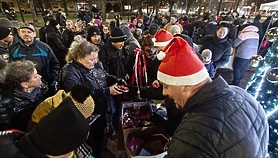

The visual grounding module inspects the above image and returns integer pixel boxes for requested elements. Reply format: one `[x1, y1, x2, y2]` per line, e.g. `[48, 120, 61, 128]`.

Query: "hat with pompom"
[157, 37, 209, 86]
[153, 29, 173, 47]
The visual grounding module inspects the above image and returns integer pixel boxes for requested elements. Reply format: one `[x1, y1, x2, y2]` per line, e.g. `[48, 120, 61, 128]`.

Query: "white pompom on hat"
[153, 29, 173, 47]
[157, 37, 209, 86]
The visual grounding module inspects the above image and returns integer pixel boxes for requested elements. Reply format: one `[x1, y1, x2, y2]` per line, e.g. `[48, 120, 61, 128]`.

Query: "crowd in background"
[0, 8, 273, 157]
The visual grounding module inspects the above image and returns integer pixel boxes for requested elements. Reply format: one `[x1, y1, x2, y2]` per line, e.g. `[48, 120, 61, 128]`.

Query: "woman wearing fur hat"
[45, 19, 68, 67]
[60, 40, 124, 158]
[0, 60, 49, 131]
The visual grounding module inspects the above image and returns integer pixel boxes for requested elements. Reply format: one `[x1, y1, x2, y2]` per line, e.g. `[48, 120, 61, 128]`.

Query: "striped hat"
[110, 27, 127, 42]
[153, 29, 173, 47]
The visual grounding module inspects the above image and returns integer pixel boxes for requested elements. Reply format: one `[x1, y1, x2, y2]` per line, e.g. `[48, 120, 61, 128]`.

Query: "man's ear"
[21, 82, 28, 89]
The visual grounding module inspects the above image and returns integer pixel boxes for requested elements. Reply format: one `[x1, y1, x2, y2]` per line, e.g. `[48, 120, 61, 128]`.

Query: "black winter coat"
[198, 35, 231, 69]
[165, 77, 269, 158]
[45, 25, 68, 66]
[99, 42, 126, 79]
[60, 61, 117, 115]
[8, 39, 60, 85]
[0, 83, 49, 131]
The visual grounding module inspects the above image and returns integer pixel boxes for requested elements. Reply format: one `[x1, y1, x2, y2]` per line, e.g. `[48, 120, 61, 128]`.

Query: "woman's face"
[216, 27, 229, 39]
[78, 52, 98, 69]
[26, 68, 42, 89]
[103, 26, 110, 35]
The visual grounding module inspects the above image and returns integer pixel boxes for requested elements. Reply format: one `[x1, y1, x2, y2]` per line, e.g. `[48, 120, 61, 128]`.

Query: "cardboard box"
[121, 102, 169, 158]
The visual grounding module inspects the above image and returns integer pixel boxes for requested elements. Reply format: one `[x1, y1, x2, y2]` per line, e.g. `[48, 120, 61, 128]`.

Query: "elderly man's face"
[19, 28, 35, 44]
[161, 82, 191, 108]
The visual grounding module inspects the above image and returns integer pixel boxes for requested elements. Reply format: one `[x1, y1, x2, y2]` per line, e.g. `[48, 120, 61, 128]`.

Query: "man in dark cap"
[0, 26, 13, 62]
[86, 25, 103, 49]
[99, 27, 127, 135]
[0, 96, 90, 157]
[8, 23, 60, 94]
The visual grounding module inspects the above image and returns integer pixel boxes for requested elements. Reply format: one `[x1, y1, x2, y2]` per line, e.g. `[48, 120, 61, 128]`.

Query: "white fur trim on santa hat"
[157, 51, 166, 60]
[157, 67, 209, 86]
[154, 39, 172, 47]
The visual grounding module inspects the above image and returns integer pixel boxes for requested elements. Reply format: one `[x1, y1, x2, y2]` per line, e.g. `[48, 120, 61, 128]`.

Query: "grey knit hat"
[0, 18, 13, 28]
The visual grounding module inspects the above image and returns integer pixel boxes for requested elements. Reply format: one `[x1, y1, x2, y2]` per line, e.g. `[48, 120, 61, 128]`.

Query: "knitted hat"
[43, 16, 50, 23]
[93, 19, 102, 26]
[49, 19, 59, 28]
[0, 18, 13, 28]
[24, 97, 89, 156]
[157, 37, 209, 86]
[87, 26, 101, 41]
[121, 26, 132, 39]
[153, 29, 173, 47]
[148, 23, 159, 36]
[110, 27, 127, 42]
[0, 26, 11, 40]
[70, 83, 95, 119]
[20, 23, 35, 32]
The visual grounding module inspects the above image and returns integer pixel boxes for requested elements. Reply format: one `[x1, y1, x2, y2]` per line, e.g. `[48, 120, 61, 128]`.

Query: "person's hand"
[109, 84, 122, 95]
[163, 138, 171, 151]
[152, 80, 160, 88]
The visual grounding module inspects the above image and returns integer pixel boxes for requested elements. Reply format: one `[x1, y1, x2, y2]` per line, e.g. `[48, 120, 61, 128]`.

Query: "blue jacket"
[8, 38, 60, 85]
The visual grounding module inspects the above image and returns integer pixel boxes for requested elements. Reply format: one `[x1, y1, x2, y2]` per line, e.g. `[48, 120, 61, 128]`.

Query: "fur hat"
[20, 23, 35, 32]
[157, 37, 209, 86]
[87, 26, 101, 41]
[18, 97, 89, 156]
[110, 27, 127, 42]
[0, 26, 11, 40]
[0, 18, 13, 28]
[49, 19, 59, 28]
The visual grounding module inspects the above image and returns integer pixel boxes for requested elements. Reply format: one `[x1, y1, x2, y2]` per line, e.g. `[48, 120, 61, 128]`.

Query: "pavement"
[103, 66, 256, 158]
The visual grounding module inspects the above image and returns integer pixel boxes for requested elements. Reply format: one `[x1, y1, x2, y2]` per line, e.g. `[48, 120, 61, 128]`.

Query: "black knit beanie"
[87, 26, 101, 41]
[148, 23, 159, 36]
[110, 27, 127, 42]
[23, 97, 89, 156]
[0, 18, 13, 28]
[0, 26, 11, 40]
[49, 19, 59, 28]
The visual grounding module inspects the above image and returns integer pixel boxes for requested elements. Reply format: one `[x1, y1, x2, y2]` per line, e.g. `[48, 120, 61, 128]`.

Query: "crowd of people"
[0, 8, 271, 158]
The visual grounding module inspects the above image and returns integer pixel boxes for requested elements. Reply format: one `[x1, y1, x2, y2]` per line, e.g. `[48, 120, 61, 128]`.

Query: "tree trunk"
[101, 0, 106, 22]
[63, 0, 68, 15]
[29, 0, 38, 23]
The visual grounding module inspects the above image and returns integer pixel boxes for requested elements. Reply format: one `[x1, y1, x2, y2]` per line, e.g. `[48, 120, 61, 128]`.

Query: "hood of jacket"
[241, 25, 258, 33]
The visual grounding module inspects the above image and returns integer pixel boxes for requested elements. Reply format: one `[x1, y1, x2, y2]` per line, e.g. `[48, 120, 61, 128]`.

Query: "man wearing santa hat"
[158, 37, 268, 158]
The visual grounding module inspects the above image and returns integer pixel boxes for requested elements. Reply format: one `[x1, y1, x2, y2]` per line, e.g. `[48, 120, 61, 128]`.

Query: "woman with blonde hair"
[60, 40, 124, 158]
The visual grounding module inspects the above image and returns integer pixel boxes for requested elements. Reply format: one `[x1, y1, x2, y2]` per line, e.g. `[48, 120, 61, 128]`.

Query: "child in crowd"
[201, 49, 215, 78]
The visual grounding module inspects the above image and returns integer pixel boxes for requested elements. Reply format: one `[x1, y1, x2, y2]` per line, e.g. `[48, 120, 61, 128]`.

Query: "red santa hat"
[153, 29, 173, 47]
[157, 37, 209, 86]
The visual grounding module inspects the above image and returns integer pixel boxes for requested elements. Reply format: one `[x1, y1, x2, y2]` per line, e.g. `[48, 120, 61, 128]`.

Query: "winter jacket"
[45, 25, 68, 67]
[8, 38, 60, 85]
[198, 35, 232, 69]
[60, 61, 118, 115]
[62, 28, 75, 48]
[165, 76, 269, 158]
[99, 42, 126, 79]
[0, 83, 49, 131]
[233, 25, 259, 59]
[201, 22, 218, 37]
